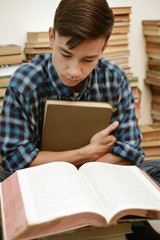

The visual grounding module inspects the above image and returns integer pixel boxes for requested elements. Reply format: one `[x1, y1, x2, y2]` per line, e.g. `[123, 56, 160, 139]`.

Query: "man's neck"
[71, 82, 83, 93]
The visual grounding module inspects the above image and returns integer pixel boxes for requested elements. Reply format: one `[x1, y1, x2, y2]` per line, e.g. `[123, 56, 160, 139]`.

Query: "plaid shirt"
[0, 53, 144, 171]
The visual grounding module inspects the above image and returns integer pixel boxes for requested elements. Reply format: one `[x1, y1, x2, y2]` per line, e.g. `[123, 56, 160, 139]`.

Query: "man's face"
[49, 29, 107, 88]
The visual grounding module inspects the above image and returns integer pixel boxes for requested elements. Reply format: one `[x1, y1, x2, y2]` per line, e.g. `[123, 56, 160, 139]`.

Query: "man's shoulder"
[9, 53, 52, 93]
[96, 58, 128, 82]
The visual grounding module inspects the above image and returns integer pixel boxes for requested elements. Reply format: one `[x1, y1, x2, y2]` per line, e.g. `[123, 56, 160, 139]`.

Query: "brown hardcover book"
[0, 54, 22, 66]
[1, 161, 160, 240]
[27, 32, 49, 43]
[41, 100, 114, 151]
[0, 44, 21, 56]
[111, 7, 131, 15]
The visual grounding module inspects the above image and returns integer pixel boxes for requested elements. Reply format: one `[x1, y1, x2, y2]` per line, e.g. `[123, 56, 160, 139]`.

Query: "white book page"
[18, 162, 105, 225]
[80, 162, 160, 223]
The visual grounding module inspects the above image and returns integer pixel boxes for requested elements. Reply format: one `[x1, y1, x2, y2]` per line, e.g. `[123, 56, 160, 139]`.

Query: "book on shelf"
[27, 32, 49, 43]
[113, 21, 130, 27]
[0, 76, 10, 87]
[25, 42, 49, 48]
[147, 52, 160, 60]
[0, 54, 22, 66]
[1, 161, 160, 240]
[25, 54, 38, 60]
[114, 14, 130, 22]
[146, 35, 160, 44]
[142, 20, 160, 36]
[0, 44, 21, 56]
[0, 88, 7, 98]
[151, 109, 160, 122]
[152, 94, 160, 104]
[146, 43, 160, 54]
[142, 20, 160, 26]
[148, 59, 160, 71]
[103, 45, 129, 54]
[143, 146, 160, 157]
[24, 47, 51, 54]
[41, 100, 115, 151]
[141, 139, 160, 148]
[129, 76, 139, 88]
[139, 123, 160, 141]
[0, 64, 21, 86]
[108, 38, 128, 46]
[102, 50, 130, 59]
[112, 25, 130, 34]
[108, 56, 129, 65]
[111, 7, 131, 15]
[152, 102, 160, 112]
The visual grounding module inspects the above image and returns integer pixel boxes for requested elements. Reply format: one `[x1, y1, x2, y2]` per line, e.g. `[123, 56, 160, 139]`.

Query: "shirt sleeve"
[109, 72, 145, 164]
[0, 86, 39, 172]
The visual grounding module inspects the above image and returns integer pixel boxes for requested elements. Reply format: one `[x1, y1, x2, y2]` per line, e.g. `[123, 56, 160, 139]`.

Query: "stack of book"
[139, 123, 160, 161]
[142, 20, 160, 122]
[103, 6, 133, 80]
[0, 44, 22, 66]
[24, 32, 51, 61]
[102, 7, 141, 120]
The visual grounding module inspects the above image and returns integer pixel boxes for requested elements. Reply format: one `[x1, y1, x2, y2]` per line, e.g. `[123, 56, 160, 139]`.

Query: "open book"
[1, 162, 160, 240]
[41, 100, 115, 151]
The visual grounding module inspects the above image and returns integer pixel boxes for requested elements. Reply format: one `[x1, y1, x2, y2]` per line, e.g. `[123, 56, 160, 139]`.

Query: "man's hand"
[88, 121, 119, 160]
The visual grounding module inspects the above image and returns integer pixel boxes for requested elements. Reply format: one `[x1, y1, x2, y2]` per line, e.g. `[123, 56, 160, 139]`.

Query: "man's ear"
[98, 42, 108, 60]
[49, 27, 54, 49]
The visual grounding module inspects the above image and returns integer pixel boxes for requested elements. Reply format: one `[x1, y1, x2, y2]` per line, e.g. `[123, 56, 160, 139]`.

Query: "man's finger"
[102, 121, 119, 136]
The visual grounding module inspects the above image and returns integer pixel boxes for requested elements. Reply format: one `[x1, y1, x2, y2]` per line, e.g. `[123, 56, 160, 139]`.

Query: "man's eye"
[84, 59, 94, 63]
[61, 52, 71, 58]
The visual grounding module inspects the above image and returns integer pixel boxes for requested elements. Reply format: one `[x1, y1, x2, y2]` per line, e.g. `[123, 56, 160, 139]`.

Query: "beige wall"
[1, 0, 160, 124]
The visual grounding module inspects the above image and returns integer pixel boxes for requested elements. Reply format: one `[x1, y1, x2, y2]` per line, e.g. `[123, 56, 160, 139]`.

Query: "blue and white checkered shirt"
[0, 53, 145, 171]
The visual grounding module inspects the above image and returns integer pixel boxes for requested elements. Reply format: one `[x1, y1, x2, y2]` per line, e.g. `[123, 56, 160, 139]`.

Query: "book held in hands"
[41, 100, 115, 151]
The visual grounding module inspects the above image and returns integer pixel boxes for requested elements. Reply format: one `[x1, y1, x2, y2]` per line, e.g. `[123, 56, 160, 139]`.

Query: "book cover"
[41, 100, 115, 151]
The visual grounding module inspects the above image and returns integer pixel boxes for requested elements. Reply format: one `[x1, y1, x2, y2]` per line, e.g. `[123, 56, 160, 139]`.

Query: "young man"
[0, 0, 145, 172]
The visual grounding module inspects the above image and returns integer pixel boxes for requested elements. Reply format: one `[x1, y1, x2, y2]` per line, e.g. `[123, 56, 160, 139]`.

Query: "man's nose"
[67, 59, 82, 78]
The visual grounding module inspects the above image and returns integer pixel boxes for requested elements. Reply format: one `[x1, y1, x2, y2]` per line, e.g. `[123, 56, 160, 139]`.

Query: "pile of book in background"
[0, 44, 23, 116]
[142, 20, 160, 123]
[24, 32, 51, 61]
[140, 123, 160, 161]
[102, 6, 141, 121]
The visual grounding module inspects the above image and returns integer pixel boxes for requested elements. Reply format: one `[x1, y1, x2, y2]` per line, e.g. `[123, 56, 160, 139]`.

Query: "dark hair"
[53, 0, 114, 49]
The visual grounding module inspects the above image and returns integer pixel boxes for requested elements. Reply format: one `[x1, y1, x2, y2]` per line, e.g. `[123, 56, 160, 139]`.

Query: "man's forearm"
[96, 153, 133, 165]
[29, 143, 99, 167]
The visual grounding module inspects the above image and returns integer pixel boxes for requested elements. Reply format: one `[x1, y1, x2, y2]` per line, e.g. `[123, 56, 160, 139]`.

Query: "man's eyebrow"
[59, 47, 72, 55]
[59, 46, 98, 59]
